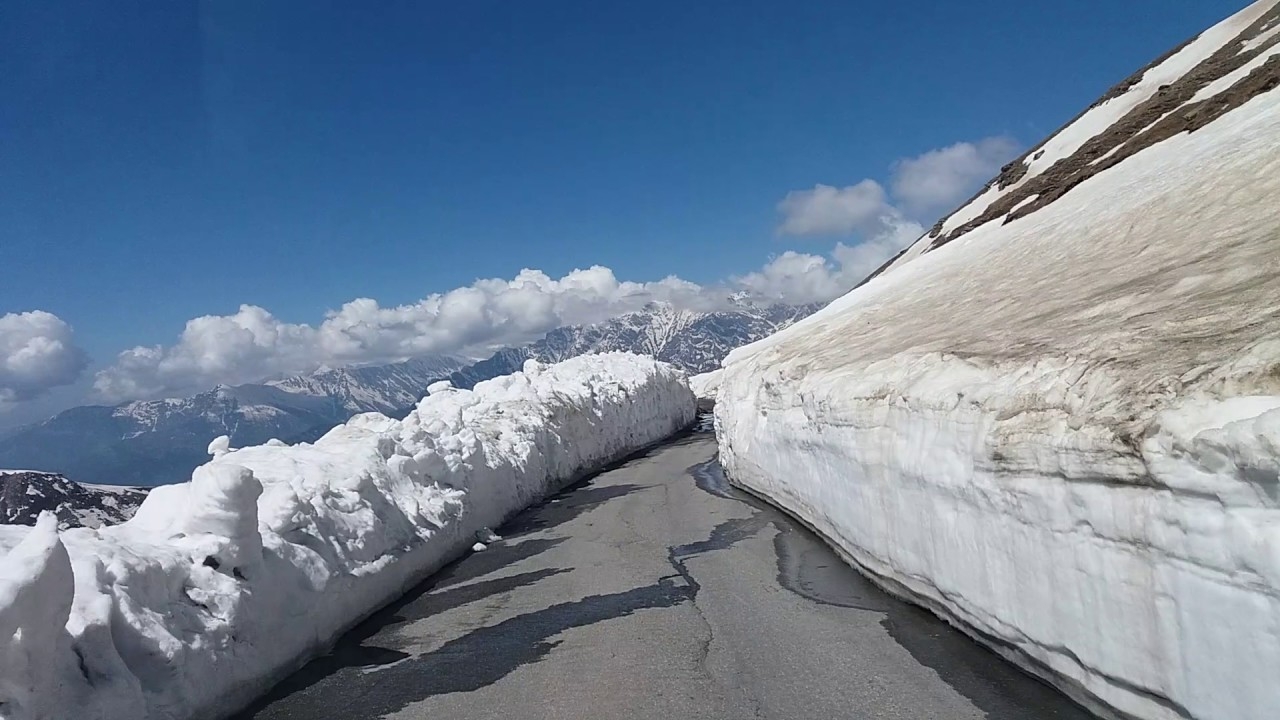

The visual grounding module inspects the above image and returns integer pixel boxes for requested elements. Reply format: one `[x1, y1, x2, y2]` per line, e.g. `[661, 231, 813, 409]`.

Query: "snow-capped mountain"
[0, 354, 466, 487]
[450, 301, 820, 389]
[0, 298, 813, 488]
[0, 470, 147, 529]
[264, 355, 468, 412]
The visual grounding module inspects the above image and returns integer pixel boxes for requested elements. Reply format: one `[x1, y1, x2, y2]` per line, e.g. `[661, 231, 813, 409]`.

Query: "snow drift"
[717, 4, 1280, 720]
[0, 353, 695, 720]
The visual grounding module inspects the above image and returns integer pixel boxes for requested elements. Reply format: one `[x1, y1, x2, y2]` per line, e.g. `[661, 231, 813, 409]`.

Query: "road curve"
[237, 423, 1094, 720]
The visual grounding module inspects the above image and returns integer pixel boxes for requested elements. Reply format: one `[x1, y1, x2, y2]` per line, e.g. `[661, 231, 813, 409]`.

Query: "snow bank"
[0, 353, 694, 720]
[716, 26, 1280, 720]
[689, 370, 723, 401]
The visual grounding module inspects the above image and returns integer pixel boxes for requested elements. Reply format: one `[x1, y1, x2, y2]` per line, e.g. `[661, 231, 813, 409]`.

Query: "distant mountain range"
[0, 301, 817, 489]
[450, 301, 819, 389]
[0, 355, 466, 487]
[0, 470, 147, 530]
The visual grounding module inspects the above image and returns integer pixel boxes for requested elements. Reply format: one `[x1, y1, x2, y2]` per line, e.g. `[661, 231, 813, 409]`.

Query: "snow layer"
[715, 48, 1280, 720]
[0, 353, 695, 720]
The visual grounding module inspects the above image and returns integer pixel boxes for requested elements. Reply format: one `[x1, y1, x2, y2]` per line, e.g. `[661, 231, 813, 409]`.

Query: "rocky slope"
[0, 470, 146, 529]
[716, 3, 1280, 720]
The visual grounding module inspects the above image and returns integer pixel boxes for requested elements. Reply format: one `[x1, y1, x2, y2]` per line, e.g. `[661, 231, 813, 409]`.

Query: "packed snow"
[716, 7, 1280, 720]
[0, 353, 695, 720]
[689, 370, 723, 401]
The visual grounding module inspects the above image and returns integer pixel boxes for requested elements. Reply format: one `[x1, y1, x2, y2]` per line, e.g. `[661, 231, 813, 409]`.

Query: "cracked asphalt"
[237, 424, 1096, 720]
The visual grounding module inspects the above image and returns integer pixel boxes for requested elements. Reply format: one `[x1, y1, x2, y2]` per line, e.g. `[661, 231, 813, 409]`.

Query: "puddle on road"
[689, 458, 887, 611]
[686, 456, 1097, 720]
[773, 529, 890, 611]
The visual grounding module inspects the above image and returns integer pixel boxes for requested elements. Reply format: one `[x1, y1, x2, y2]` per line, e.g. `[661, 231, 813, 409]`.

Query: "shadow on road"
[236, 551, 570, 719]
[238, 576, 693, 720]
[499, 482, 646, 539]
[498, 424, 710, 540]
[237, 436, 704, 719]
[691, 457, 1096, 720]
[429, 537, 566, 589]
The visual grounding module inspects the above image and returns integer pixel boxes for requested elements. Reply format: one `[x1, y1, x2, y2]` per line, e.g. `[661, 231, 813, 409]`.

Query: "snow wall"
[0, 353, 695, 720]
[715, 18, 1280, 720]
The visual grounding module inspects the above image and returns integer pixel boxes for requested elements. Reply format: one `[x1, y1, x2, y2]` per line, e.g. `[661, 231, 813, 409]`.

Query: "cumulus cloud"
[97, 249, 922, 403]
[776, 180, 890, 237]
[0, 311, 89, 408]
[89, 232, 927, 404]
[88, 135, 1016, 405]
[890, 136, 1021, 216]
[778, 135, 1021, 238]
[736, 216, 924, 304]
[92, 267, 723, 402]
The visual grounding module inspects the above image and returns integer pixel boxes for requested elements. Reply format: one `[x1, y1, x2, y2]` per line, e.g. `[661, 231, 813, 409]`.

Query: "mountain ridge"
[450, 301, 819, 389]
[0, 302, 819, 488]
[0, 469, 147, 529]
[0, 354, 467, 487]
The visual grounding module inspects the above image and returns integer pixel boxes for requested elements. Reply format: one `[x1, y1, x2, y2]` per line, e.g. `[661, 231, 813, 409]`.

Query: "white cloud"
[734, 251, 847, 304]
[88, 135, 1015, 405]
[831, 215, 927, 280]
[92, 267, 724, 402]
[0, 311, 88, 408]
[777, 136, 1021, 239]
[890, 136, 1021, 216]
[96, 250, 916, 403]
[737, 216, 924, 304]
[776, 180, 890, 236]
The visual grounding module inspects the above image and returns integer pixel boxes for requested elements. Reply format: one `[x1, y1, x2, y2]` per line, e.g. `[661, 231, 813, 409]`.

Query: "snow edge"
[720, 464, 1134, 720]
[218, 415, 699, 720]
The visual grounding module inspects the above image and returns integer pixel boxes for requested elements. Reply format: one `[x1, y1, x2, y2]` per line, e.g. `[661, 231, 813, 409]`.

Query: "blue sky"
[0, 0, 1246, 425]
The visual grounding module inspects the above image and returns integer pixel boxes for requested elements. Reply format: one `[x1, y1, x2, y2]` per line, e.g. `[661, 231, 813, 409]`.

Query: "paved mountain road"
[237, 425, 1094, 720]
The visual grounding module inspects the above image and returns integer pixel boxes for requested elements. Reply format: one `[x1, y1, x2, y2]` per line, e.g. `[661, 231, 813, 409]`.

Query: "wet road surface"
[237, 424, 1095, 720]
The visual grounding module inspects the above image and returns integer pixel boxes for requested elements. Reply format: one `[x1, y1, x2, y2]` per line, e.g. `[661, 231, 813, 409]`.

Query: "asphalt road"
[237, 423, 1095, 720]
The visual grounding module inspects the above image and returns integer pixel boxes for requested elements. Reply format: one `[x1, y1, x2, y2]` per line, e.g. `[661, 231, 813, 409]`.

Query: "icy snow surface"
[0, 353, 694, 720]
[716, 17, 1280, 720]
